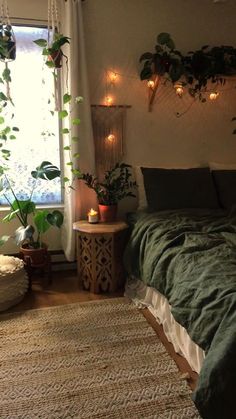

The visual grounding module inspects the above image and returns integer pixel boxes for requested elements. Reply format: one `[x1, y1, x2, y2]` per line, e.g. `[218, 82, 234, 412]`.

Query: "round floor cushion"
[0, 255, 28, 311]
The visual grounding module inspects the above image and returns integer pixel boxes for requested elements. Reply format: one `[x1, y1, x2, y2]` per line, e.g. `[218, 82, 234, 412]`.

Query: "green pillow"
[141, 167, 219, 211]
[212, 170, 236, 209]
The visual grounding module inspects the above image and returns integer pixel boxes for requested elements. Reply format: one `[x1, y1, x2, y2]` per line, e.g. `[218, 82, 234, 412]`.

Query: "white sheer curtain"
[61, 0, 96, 261]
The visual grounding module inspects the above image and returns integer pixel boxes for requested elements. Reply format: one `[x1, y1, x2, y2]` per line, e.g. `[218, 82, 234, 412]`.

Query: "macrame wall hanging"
[0, 0, 16, 99]
[91, 105, 130, 180]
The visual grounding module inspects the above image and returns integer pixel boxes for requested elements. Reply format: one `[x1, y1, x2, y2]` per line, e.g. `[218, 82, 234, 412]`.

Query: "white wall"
[1, 0, 236, 253]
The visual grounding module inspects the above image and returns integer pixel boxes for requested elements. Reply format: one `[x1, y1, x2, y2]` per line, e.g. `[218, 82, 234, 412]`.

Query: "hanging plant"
[33, 0, 70, 110]
[139, 32, 236, 101]
[0, 1, 16, 100]
[0, 23, 16, 62]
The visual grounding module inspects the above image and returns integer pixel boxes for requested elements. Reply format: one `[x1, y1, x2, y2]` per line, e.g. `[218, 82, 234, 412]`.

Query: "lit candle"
[88, 208, 99, 224]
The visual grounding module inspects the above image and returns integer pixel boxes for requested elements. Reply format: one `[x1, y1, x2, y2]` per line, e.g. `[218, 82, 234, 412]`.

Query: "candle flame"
[88, 208, 98, 216]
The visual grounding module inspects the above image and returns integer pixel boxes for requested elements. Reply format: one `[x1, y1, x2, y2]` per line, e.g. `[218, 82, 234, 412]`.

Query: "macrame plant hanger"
[47, 0, 60, 110]
[0, 0, 16, 100]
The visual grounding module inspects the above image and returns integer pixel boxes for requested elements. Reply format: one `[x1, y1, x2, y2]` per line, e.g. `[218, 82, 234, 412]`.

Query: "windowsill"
[0, 203, 65, 212]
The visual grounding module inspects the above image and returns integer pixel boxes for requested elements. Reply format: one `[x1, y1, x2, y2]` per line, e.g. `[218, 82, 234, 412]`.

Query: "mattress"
[125, 277, 205, 374]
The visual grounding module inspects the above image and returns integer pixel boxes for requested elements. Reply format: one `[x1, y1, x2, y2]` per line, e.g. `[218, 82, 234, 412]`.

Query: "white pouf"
[0, 255, 28, 311]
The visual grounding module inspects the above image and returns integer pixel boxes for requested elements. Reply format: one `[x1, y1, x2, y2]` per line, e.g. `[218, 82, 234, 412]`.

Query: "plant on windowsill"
[79, 162, 137, 222]
[0, 161, 64, 266]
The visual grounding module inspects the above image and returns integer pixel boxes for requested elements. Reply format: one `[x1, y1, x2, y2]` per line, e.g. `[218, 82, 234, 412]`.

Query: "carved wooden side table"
[73, 221, 129, 293]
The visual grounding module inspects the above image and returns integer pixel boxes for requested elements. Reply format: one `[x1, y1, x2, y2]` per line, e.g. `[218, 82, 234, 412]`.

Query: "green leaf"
[63, 145, 70, 150]
[47, 210, 63, 228]
[139, 52, 153, 62]
[33, 39, 48, 47]
[73, 153, 80, 158]
[0, 235, 10, 246]
[72, 118, 81, 125]
[140, 66, 152, 80]
[59, 110, 68, 119]
[10, 135, 16, 140]
[63, 176, 69, 183]
[0, 92, 7, 101]
[31, 161, 61, 181]
[66, 162, 73, 166]
[166, 38, 175, 50]
[0, 116, 4, 124]
[72, 168, 81, 175]
[34, 210, 50, 234]
[12, 127, 19, 131]
[72, 136, 79, 142]
[46, 60, 55, 68]
[63, 93, 72, 104]
[157, 32, 171, 45]
[2, 68, 11, 82]
[62, 128, 70, 134]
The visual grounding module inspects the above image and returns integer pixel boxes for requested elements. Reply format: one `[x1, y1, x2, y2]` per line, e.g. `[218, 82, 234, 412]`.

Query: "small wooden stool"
[73, 221, 129, 293]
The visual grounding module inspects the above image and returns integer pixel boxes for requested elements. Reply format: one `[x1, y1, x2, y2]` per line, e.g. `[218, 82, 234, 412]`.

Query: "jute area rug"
[0, 297, 200, 419]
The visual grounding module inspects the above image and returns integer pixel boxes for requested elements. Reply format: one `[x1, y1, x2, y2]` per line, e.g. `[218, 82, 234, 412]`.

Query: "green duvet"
[124, 209, 236, 419]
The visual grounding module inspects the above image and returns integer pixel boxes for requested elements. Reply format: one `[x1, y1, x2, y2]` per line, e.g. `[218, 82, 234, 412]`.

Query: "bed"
[124, 166, 236, 419]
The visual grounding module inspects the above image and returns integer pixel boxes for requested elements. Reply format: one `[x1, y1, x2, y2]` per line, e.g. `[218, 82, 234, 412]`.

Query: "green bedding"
[124, 209, 236, 419]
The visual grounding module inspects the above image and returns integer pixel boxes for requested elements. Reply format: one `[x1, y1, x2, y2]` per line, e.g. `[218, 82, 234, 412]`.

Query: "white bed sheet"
[125, 278, 205, 374]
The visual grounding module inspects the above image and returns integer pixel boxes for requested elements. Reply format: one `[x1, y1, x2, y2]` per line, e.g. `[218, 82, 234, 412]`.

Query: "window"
[0, 25, 62, 205]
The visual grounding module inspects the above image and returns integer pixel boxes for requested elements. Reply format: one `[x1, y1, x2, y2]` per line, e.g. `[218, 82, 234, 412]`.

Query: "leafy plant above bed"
[140, 32, 236, 101]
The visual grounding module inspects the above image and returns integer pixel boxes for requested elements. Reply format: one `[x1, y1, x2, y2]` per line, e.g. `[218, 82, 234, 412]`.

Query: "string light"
[106, 134, 115, 143]
[105, 96, 113, 106]
[147, 80, 155, 89]
[174, 82, 184, 97]
[109, 71, 117, 83]
[209, 91, 219, 100]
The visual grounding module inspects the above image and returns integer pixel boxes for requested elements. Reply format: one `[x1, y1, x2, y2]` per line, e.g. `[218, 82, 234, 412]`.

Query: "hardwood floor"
[5, 268, 198, 391]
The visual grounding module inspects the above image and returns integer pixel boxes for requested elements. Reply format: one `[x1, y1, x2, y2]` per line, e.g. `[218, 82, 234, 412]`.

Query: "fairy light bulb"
[174, 82, 184, 97]
[105, 96, 113, 106]
[106, 134, 115, 143]
[147, 80, 155, 89]
[209, 92, 219, 101]
[110, 72, 117, 83]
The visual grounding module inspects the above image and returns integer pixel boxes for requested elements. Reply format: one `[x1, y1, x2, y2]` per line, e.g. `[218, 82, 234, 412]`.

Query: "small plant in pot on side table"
[0, 161, 64, 287]
[80, 162, 137, 222]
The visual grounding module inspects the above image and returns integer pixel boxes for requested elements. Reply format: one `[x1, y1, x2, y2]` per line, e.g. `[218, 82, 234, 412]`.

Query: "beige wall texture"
[1, 0, 236, 253]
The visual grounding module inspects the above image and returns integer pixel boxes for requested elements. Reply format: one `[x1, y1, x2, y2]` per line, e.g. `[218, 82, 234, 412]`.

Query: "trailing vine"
[140, 32, 236, 101]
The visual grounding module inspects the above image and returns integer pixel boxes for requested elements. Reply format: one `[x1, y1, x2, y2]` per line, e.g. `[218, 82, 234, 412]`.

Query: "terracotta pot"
[48, 49, 63, 68]
[98, 204, 117, 222]
[20, 244, 48, 267]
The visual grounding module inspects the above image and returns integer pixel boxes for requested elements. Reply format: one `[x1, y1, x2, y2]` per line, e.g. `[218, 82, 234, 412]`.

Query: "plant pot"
[20, 244, 49, 267]
[0, 40, 16, 62]
[48, 50, 63, 68]
[98, 204, 117, 222]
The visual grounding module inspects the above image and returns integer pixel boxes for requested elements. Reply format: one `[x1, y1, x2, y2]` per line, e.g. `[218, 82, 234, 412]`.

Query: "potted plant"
[0, 24, 16, 62]
[140, 32, 236, 101]
[0, 161, 64, 266]
[80, 162, 137, 222]
[34, 32, 70, 69]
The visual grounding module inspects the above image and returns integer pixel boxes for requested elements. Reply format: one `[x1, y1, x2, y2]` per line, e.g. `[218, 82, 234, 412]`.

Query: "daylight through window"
[0, 25, 62, 205]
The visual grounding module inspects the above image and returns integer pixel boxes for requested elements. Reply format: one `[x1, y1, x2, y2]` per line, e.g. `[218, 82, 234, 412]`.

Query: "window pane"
[0, 26, 62, 205]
